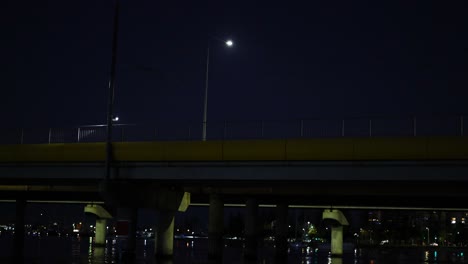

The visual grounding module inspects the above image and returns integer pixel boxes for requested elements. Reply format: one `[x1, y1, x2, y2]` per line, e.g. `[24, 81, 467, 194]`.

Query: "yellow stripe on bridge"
[0, 137, 467, 162]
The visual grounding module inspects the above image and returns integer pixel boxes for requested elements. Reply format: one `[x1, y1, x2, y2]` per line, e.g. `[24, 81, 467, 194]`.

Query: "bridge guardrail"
[0, 115, 465, 144]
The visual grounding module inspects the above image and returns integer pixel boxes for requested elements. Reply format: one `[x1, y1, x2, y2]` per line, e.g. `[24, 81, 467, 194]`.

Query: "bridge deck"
[0, 137, 467, 162]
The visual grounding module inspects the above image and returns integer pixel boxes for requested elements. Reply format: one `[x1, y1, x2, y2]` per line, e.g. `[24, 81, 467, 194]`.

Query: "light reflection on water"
[0, 236, 467, 263]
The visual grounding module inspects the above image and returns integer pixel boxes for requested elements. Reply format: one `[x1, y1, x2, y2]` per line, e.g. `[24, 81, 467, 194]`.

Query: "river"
[0, 236, 466, 263]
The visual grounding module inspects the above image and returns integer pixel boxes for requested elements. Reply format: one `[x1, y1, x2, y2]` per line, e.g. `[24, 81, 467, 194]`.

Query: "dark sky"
[2, 0, 467, 225]
[4, 0, 468, 128]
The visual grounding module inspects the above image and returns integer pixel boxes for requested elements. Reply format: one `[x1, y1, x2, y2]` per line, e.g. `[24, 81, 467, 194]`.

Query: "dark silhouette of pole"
[105, 0, 120, 180]
[202, 44, 210, 141]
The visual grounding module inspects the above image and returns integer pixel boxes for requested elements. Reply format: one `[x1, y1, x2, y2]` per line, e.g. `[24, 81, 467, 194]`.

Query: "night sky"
[4, 0, 467, 129]
[1, 0, 468, 228]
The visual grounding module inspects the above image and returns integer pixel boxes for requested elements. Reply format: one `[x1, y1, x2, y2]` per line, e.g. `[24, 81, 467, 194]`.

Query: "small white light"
[112, 116, 119, 122]
[226, 40, 233, 47]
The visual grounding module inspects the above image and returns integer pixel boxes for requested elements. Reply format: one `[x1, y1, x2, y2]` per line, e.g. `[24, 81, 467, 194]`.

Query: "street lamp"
[202, 38, 234, 141]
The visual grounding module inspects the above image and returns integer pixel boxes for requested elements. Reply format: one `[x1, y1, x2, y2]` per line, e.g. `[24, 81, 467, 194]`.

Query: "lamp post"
[202, 38, 233, 141]
[105, 0, 120, 180]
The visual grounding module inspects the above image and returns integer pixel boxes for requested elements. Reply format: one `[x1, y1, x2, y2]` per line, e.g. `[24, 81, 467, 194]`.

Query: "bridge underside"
[1, 177, 467, 209]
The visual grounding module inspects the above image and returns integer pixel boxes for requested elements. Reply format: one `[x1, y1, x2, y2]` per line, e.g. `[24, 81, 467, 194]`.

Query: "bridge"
[0, 137, 468, 206]
[1, 117, 467, 260]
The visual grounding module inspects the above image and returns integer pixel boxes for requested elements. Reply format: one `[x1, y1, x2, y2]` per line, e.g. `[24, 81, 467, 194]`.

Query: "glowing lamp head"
[225, 40, 233, 47]
[112, 116, 119, 122]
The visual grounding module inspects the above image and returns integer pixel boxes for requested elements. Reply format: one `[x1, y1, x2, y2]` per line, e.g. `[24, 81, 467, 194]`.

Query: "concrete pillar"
[331, 257, 343, 264]
[152, 189, 190, 260]
[84, 204, 112, 247]
[93, 247, 105, 260]
[208, 194, 224, 260]
[95, 218, 107, 246]
[13, 198, 26, 260]
[156, 210, 175, 258]
[275, 203, 288, 260]
[331, 225, 344, 256]
[244, 198, 259, 261]
[322, 209, 349, 257]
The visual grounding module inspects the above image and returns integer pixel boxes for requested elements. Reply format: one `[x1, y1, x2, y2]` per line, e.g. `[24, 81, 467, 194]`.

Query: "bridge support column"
[156, 210, 175, 259]
[322, 209, 349, 257]
[13, 198, 26, 260]
[153, 189, 190, 260]
[208, 194, 224, 261]
[84, 204, 112, 247]
[244, 198, 259, 261]
[95, 218, 107, 246]
[275, 203, 289, 260]
[331, 225, 344, 256]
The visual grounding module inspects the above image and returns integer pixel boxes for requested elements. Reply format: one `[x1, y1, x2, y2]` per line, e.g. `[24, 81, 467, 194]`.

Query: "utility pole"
[105, 0, 120, 180]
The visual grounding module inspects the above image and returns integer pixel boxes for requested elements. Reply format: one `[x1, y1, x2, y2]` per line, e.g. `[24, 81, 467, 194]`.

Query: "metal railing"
[0, 115, 465, 145]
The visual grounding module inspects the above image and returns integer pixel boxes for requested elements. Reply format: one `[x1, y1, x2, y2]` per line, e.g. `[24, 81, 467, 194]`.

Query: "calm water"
[0, 236, 467, 264]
